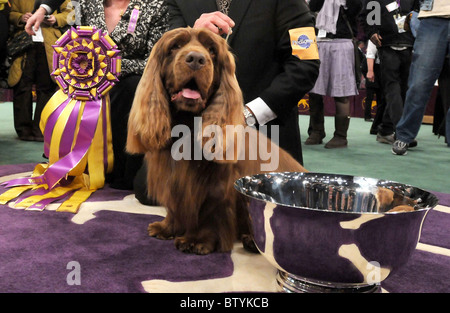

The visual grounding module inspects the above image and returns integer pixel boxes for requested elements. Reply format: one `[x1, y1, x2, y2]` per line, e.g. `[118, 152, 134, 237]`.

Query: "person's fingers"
[212, 11, 235, 27]
[25, 18, 37, 35]
[46, 15, 56, 25]
[25, 8, 46, 35]
[194, 18, 221, 34]
[370, 34, 382, 48]
[377, 34, 383, 47]
[194, 11, 235, 35]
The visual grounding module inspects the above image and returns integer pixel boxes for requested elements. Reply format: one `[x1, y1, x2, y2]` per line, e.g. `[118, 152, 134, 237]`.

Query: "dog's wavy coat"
[127, 28, 306, 254]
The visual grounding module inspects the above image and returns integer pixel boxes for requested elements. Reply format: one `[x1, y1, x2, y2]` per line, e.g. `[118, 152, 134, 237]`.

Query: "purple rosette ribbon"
[0, 26, 121, 213]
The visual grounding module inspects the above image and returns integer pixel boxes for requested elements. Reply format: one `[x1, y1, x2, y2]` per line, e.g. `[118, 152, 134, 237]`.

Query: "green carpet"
[298, 114, 449, 194]
[0, 101, 448, 193]
[0, 102, 47, 166]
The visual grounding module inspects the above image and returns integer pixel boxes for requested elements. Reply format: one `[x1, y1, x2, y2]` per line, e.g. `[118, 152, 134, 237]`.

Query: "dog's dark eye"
[208, 46, 217, 57]
[168, 43, 181, 55]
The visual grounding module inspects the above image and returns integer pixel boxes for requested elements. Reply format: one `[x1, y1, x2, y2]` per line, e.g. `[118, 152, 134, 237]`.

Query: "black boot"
[305, 93, 326, 145]
[325, 115, 350, 149]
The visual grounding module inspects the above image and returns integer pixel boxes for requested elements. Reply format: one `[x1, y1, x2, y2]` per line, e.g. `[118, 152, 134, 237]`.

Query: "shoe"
[324, 115, 350, 149]
[376, 132, 395, 144]
[392, 140, 408, 155]
[305, 131, 325, 145]
[409, 139, 418, 148]
[19, 135, 34, 141]
[33, 135, 44, 142]
[324, 136, 348, 149]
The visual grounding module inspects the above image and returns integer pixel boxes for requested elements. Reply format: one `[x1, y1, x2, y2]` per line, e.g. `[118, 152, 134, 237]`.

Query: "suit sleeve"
[42, 0, 66, 12]
[259, 0, 320, 122]
[166, 0, 188, 29]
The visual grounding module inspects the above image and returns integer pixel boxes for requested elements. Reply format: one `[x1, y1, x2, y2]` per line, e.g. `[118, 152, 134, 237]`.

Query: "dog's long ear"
[127, 39, 172, 154]
[201, 36, 245, 162]
[213, 39, 245, 127]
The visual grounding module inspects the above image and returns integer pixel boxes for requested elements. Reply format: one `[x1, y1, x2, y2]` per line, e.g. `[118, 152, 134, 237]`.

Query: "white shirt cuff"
[40, 4, 52, 14]
[245, 97, 277, 125]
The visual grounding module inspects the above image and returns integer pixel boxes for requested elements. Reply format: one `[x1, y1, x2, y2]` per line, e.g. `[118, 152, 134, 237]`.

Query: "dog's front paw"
[174, 237, 215, 255]
[148, 221, 174, 240]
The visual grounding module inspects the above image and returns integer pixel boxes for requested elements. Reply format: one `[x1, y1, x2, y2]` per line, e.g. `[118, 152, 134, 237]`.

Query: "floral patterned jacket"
[74, 0, 169, 77]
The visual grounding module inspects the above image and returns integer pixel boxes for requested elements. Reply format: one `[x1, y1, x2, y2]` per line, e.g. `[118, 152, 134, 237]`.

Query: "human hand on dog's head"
[194, 11, 235, 36]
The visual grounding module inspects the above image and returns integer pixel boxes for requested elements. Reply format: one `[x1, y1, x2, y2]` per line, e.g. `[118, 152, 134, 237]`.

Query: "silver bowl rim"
[234, 171, 439, 215]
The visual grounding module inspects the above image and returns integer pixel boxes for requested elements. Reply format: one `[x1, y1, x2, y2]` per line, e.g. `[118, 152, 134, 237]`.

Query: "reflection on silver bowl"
[234, 172, 439, 293]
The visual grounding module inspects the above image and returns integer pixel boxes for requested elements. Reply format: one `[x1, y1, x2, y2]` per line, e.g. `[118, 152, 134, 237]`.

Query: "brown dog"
[127, 28, 306, 254]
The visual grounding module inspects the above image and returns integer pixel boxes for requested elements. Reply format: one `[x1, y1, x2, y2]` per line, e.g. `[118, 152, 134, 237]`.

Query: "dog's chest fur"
[145, 147, 238, 205]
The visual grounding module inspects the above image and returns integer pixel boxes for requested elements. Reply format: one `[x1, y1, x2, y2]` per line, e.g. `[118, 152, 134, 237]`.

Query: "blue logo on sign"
[293, 35, 312, 49]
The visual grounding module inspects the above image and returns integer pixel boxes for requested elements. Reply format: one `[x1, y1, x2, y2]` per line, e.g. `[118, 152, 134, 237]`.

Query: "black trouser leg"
[379, 48, 412, 135]
[108, 74, 144, 190]
[33, 43, 56, 137]
[13, 49, 35, 138]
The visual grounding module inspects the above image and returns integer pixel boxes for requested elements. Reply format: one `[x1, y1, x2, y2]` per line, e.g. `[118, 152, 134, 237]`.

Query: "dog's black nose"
[185, 51, 206, 70]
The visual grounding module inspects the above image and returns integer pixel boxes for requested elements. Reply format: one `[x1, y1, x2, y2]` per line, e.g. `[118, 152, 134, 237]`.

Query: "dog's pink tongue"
[182, 88, 201, 99]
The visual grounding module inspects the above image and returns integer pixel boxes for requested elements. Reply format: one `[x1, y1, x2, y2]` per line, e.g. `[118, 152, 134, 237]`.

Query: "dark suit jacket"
[42, 0, 65, 11]
[167, 0, 320, 164]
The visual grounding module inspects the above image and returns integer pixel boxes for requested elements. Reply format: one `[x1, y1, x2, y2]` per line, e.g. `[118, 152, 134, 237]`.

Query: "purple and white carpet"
[1, 164, 449, 293]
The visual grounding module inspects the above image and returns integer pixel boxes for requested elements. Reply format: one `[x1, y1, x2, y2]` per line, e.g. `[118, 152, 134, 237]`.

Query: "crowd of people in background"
[0, 0, 448, 192]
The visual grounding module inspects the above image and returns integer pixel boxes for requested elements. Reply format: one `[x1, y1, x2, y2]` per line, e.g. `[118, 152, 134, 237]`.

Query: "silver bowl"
[234, 172, 439, 293]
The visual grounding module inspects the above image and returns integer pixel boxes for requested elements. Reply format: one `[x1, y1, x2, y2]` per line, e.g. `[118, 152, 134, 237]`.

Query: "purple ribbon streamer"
[43, 97, 73, 158]
[14, 187, 48, 204]
[1, 174, 45, 188]
[42, 99, 102, 189]
[59, 100, 82, 157]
